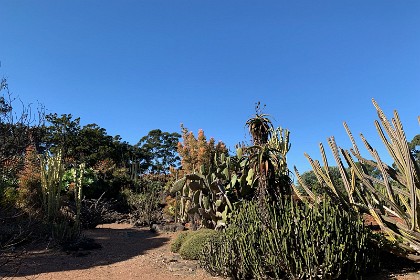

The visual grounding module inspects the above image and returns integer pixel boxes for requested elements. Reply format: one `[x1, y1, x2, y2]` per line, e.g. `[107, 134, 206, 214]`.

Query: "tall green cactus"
[201, 198, 376, 279]
[71, 163, 85, 227]
[294, 99, 420, 254]
[40, 150, 65, 222]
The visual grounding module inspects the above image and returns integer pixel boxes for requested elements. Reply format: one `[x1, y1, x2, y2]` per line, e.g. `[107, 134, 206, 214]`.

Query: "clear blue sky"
[1, 1, 419, 176]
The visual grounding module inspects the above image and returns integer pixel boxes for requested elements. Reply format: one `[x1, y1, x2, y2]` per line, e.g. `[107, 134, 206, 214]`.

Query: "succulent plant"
[171, 124, 291, 229]
[40, 150, 65, 222]
[294, 99, 420, 255]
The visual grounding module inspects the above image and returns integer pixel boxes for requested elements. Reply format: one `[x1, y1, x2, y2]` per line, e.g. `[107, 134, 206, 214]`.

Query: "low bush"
[121, 180, 164, 226]
[179, 229, 219, 260]
[170, 231, 190, 253]
[80, 194, 120, 229]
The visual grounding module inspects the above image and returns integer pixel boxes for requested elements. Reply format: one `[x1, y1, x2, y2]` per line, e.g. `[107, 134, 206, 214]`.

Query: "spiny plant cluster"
[294, 99, 420, 256]
[171, 100, 419, 279]
[200, 198, 377, 279]
[171, 103, 291, 229]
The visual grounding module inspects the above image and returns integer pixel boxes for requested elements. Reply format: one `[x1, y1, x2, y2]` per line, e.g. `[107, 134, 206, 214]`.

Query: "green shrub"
[200, 232, 235, 277]
[179, 229, 219, 260]
[170, 231, 190, 253]
[200, 202, 266, 279]
[121, 180, 164, 226]
[0, 186, 18, 206]
[201, 198, 378, 279]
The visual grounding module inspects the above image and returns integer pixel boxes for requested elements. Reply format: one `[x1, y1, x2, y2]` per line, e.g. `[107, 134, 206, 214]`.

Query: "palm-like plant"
[245, 102, 273, 146]
[246, 103, 291, 207]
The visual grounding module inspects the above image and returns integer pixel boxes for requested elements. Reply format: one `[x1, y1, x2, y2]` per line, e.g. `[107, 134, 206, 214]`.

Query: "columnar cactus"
[40, 150, 65, 222]
[72, 163, 85, 227]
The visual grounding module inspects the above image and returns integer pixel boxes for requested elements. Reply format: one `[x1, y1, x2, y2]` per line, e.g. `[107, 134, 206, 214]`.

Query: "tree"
[43, 113, 81, 162]
[76, 123, 115, 167]
[0, 78, 44, 187]
[409, 134, 420, 167]
[298, 167, 344, 195]
[177, 125, 228, 174]
[136, 129, 181, 174]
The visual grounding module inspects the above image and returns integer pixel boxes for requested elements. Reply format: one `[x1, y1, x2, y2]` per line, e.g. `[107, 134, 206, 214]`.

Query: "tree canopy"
[177, 125, 228, 174]
[136, 129, 181, 174]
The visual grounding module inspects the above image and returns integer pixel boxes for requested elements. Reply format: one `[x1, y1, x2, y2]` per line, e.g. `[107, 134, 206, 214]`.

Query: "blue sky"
[1, 1, 419, 176]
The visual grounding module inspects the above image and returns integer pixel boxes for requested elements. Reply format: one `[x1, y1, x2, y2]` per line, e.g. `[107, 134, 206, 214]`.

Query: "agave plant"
[294, 99, 420, 255]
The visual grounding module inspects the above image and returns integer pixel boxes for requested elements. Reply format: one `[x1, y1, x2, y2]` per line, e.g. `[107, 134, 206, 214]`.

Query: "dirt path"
[2, 223, 420, 280]
[2, 223, 223, 280]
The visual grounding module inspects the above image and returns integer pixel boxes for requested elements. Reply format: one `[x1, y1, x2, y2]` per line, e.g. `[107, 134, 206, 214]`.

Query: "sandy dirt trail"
[2, 223, 222, 280]
[2, 223, 420, 280]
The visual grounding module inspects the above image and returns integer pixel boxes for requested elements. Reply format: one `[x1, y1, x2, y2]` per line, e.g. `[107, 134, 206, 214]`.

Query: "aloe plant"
[246, 105, 292, 227]
[294, 99, 420, 254]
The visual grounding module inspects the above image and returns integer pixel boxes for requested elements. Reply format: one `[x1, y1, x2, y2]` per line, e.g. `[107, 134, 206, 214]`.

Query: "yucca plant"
[294, 99, 420, 255]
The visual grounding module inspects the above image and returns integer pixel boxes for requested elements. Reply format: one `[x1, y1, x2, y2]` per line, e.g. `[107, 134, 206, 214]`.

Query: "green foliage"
[172, 112, 291, 229]
[245, 101, 273, 145]
[170, 231, 190, 253]
[44, 114, 136, 169]
[199, 232, 234, 277]
[62, 167, 95, 193]
[178, 229, 219, 260]
[40, 151, 65, 222]
[136, 129, 181, 174]
[201, 198, 377, 279]
[44, 113, 81, 160]
[122, 179, 164, 226]
[40, 151, 84, 242]
[0, 186, 18, 206]
[409, 133, 420, 167]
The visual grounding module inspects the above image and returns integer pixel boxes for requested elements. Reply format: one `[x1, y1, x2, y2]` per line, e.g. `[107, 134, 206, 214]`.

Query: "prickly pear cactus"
[171, 148, 259, 229]
[171, 126, 291, 229]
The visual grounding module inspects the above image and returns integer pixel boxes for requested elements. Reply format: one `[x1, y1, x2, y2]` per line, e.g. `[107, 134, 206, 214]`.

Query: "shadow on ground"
[0, 225, 171, 278]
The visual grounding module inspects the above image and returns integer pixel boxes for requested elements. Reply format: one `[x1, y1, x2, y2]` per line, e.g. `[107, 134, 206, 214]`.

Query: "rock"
[167, 261, 197, 273]
[150, 223, 185, 233]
